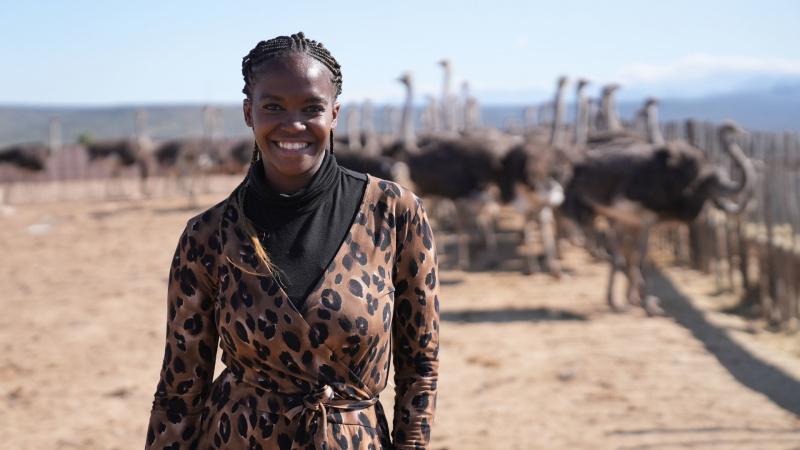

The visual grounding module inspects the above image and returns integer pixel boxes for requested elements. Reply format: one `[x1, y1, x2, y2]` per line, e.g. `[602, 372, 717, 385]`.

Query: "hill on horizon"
[1, 86, 798, 146]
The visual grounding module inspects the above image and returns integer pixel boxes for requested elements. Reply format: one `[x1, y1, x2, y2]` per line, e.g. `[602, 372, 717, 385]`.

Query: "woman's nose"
[281, 111, 306, 132]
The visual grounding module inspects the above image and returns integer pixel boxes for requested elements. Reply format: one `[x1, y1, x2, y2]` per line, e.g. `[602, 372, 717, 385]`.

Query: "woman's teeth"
[276, 142, 309, 150]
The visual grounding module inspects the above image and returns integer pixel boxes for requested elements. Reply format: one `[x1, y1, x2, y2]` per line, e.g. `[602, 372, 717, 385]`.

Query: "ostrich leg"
[605, 223, 625, 311]
[522, 217, 544, 275]
[623, 224, 664, 316]
[538, 205, 562, 279]
[454, 198, 471, 270]
[475, 200, 499, 269]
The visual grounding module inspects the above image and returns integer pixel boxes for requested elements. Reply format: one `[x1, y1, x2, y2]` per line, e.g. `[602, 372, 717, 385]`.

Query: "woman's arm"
[391, 194, 440, 450]
[145, 221, 220, 449]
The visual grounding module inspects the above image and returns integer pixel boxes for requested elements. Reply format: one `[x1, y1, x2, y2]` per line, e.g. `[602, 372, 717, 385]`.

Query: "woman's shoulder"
[182, 198, 230, 236]
[364, 175, 423, 212]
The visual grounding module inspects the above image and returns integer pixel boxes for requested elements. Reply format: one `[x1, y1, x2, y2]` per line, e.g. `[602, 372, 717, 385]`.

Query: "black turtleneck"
[243, 151, 367, 310]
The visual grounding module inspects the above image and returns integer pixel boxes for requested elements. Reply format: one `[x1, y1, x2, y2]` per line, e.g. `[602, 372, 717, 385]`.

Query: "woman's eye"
[305, 105, 325, 113]
[263, 104, 282, 111]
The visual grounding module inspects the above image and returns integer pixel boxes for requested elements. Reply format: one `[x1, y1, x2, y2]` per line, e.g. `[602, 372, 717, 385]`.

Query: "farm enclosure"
[1, 194, 800, 449]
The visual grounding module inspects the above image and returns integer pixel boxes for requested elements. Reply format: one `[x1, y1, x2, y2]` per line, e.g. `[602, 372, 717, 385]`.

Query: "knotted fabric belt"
[285, 385, 379, 449]
[219, 371, 380, 449]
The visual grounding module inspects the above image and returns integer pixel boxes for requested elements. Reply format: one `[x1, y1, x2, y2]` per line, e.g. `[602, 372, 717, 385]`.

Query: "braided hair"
[218, 32, 343, 276]
[241, 31, 342, 100]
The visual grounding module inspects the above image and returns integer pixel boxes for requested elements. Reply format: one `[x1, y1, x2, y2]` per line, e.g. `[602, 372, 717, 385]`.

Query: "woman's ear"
[330, 102, 341, 130]
[243, 99, 254, 127]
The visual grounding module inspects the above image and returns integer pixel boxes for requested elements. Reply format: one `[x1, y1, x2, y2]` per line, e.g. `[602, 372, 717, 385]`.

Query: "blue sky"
[1, 0, 799, 107]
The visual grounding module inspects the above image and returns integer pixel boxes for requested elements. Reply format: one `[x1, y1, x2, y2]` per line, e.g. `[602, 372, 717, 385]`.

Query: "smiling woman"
[144, 32, 440, 450]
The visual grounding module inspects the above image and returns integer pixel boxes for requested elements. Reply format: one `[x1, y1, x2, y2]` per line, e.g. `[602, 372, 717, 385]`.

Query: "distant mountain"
[1, 83, 798, 146]
[617, 82, 800, 133]
[0, 105, 252, 147]
[479, 79, 800, 133]
[610, 74, 800, 101]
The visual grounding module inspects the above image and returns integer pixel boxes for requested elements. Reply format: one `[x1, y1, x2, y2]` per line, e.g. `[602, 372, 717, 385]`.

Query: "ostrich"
[439, 59, 460, 133]
[587, 84, 647, 148]
[581, 95, 662, 258]
[498, 76, 573, 277]
[386, 70, 505, 270]
[523, 106, 539, 130]
[345, 104, 362, 151]
[219, 138, 254, 175]
[360, 100, 381, 156]
[562, 120, 756, 315]
[335, 101, 408, 184]
[420, 94, 443, 133]
[334, 150, 407, 184]
[643, 97, 665, 145]
[84, 109, 151, 198]
[0, 116, 60, 204]
[462, 81, 481, 131]
[152, 106, 224, 201]
[595, 83, 621, 132]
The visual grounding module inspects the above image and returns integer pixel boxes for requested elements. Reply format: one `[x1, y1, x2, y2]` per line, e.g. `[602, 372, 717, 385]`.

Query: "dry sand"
[2, 190, 800, 449]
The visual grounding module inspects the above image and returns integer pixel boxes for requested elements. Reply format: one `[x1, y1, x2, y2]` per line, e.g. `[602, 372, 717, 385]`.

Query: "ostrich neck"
[713, 131, 755, 202]
[442, 68, 451, 103]
[362, 102, 378, 154]
[602, 91, 621, 132]
[49, 118, 61, 152]
[202, 109, 216, 143]
[646, 104, 664, 145]
[575, 86, 589, 146]
[550, 84, 566, 147]
[347, 109, 362, 150]
[401, 83, 416, 149]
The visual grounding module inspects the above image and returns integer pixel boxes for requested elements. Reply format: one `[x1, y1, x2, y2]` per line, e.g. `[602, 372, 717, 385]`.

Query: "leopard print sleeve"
[391, 193, 440, 450]
[145, 215, 220, 449]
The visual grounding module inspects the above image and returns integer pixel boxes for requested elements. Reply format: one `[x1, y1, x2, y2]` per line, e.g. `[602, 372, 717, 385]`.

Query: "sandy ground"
[2, 189, 800, 449]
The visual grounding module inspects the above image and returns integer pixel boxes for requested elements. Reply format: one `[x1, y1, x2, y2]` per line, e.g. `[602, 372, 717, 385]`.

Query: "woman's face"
[243, 53, 340, 193]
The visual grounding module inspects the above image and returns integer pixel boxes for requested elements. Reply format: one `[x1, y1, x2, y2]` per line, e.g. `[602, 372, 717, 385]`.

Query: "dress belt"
[286, 384, 379, 450]
[220, 371, 380, 449]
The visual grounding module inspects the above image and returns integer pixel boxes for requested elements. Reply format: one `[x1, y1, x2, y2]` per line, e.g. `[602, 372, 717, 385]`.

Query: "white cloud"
[614, 54, 800, 84]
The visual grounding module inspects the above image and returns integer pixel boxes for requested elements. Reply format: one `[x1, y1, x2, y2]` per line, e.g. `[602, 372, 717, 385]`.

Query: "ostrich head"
[600, 83, 623, 131]
[398, 71, 412, 88]
[603, 83, 621, 95]
[600, 83, 621, 105]
[718, 119, 747, 139]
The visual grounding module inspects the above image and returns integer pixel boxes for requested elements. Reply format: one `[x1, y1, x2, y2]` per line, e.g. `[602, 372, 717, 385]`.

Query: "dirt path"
[1, 195, 799, 449]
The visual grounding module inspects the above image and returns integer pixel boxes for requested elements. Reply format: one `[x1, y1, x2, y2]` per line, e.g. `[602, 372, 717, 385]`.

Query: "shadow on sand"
[651, 268, 800, 417]
[440, 307, 587, 323]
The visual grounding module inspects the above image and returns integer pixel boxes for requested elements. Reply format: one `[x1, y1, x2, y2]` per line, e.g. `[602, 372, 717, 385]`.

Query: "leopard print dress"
[146, 177, 439, 450]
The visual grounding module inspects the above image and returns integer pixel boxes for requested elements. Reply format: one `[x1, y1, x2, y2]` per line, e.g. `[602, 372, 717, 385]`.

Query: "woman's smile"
[274, 141, 312, 151]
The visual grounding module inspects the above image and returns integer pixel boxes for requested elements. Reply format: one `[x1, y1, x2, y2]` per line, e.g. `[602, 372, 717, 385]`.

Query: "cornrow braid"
[241, 31, 342, 100]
